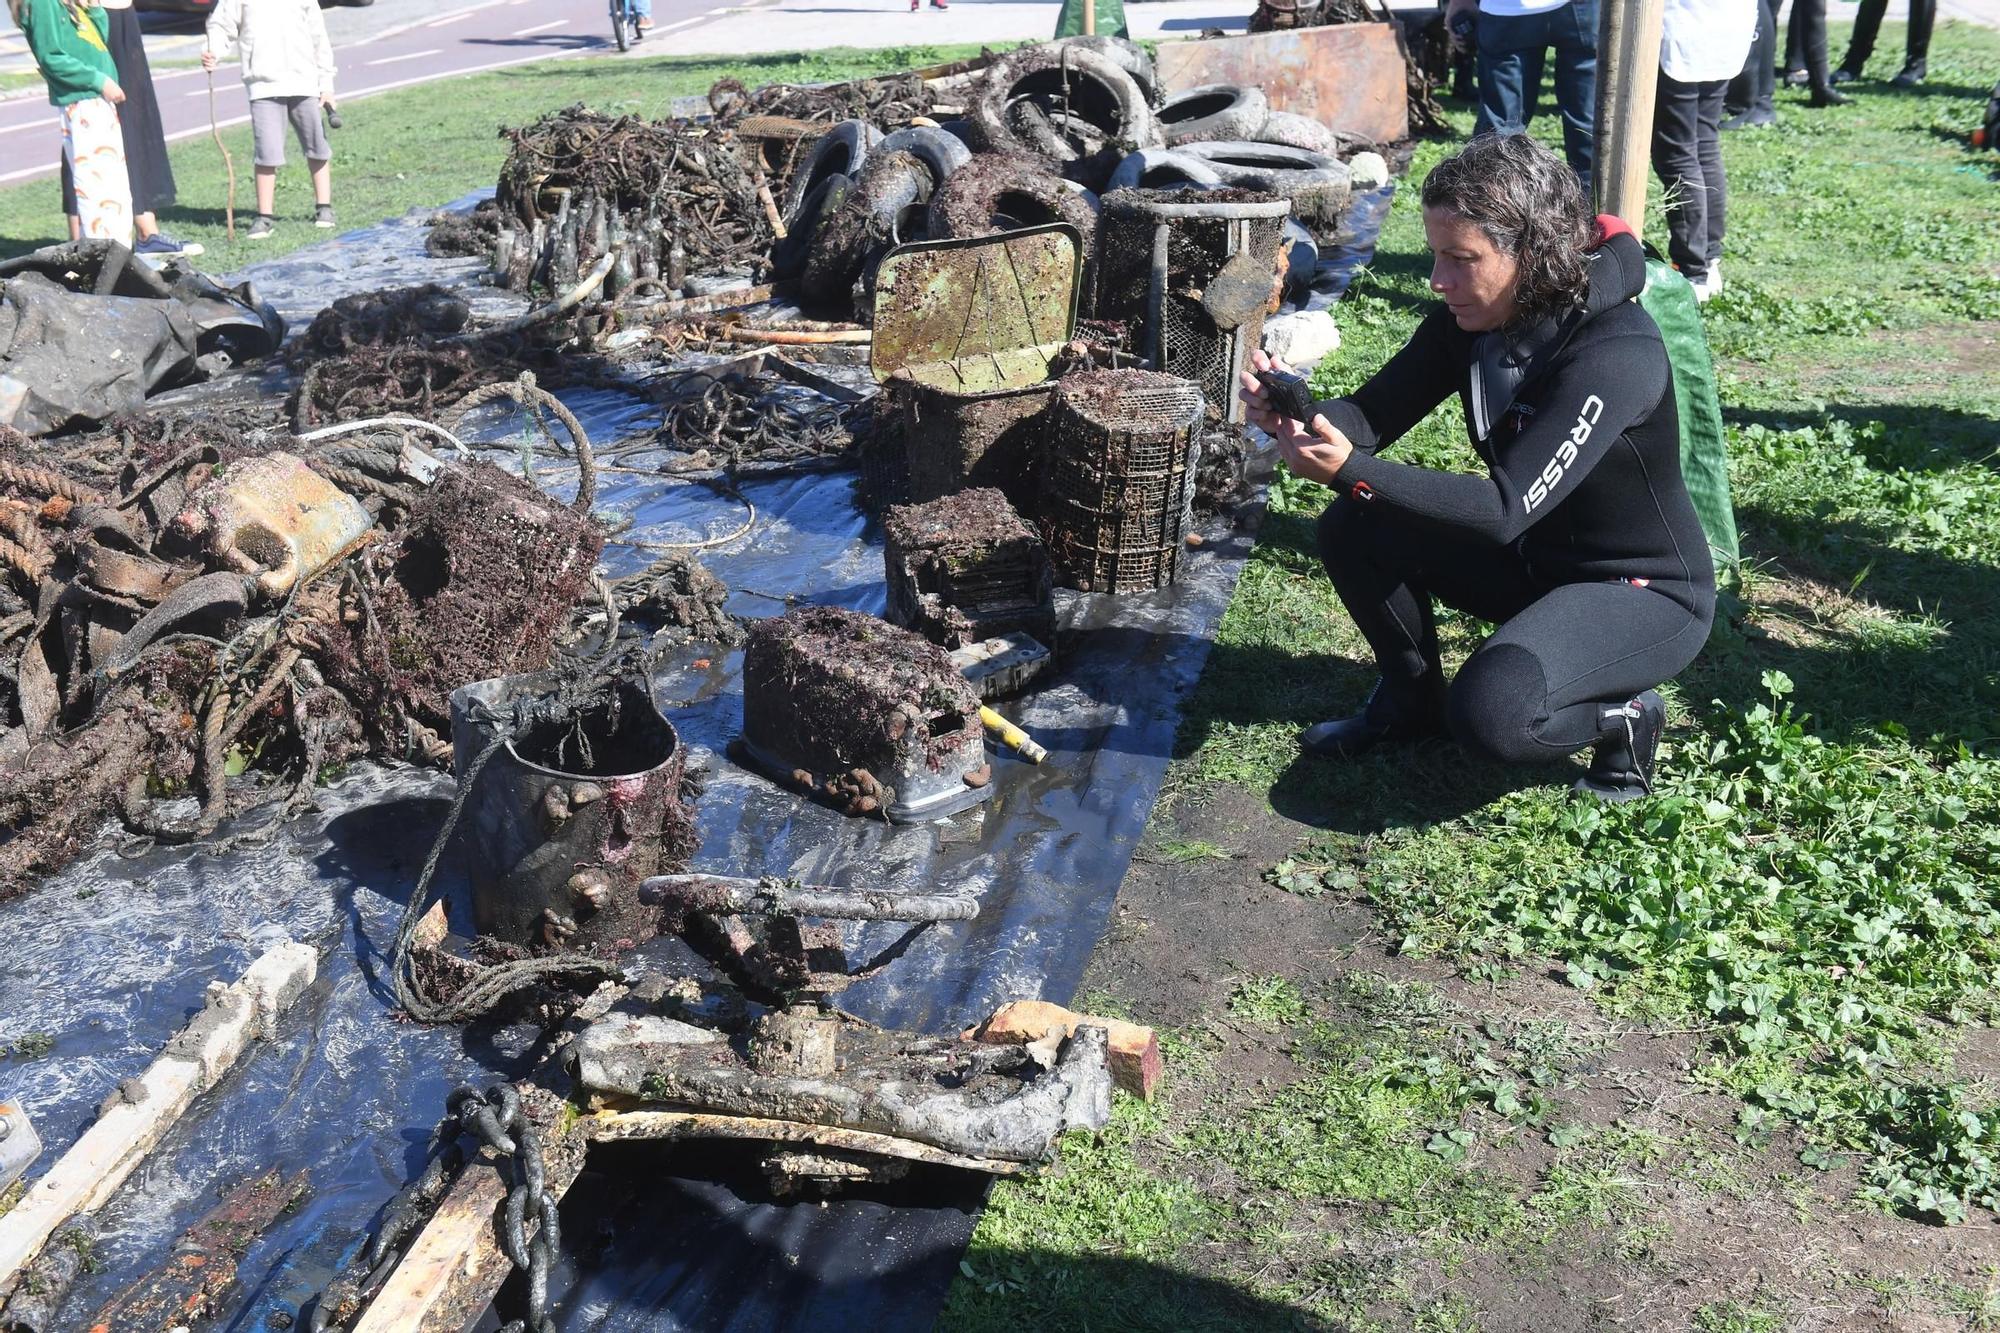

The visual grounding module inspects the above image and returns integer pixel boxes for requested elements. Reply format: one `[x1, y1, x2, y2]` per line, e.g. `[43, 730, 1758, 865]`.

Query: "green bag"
[1638, 257, 1741, 578]
[1053, 0, 1129, 38]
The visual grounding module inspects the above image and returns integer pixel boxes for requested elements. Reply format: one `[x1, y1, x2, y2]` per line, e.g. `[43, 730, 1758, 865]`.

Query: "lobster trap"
[868, 224, 1082, 514]
[1094, 189, 1291, 429]
[1039, 369, 1207, 593]
[882, 488, 1056, 650]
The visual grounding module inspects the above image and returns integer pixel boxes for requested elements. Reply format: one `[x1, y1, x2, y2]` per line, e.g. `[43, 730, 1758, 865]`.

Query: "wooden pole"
[1082, 0, 1096, 36]
[0, 942, 317, 1294]
[1592, 0, 1666, 231]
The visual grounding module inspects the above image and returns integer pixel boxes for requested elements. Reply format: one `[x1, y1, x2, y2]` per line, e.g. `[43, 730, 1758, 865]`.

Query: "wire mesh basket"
[1095, 189, 1291, 429]
[1039, 369, 1207, 593]
[897, 378, 1056, 512]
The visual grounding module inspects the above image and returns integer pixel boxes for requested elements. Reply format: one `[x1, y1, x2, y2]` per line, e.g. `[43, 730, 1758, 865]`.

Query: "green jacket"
[16, 0, 117, 107]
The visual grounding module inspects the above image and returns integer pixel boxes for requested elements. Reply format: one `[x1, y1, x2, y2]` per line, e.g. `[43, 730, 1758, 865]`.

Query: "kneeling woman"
[1240, 133, 1715, 801]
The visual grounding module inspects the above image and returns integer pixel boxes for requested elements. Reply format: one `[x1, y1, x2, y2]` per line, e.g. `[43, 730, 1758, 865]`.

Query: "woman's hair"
[1420, 133, 1594, 328]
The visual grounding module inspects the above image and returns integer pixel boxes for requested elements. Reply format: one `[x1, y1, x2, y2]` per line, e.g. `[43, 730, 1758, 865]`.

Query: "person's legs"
[249, 98, 287, 221]
[1551, 0, 1599, 191]
[62, 99, 134, 246]
[1474, 10, 1546, 140]
[1725, 0, 1780, 126]
[284, 96, 334, 220]
[1798, 0, 1848, 103]
[1784, 0, 1804, 78]
[1313, 498, 1539, 749]
[1650, 72, 1709, 283]
[1899, 0, 1934, 79]
[1446, 581, 1710, 768]
[1693, 79, 1727, 275]
[1840, 0, 1888, 75]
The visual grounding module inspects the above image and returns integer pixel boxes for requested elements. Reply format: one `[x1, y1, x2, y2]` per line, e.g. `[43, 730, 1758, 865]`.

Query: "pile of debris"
[492, 104, 775, 297]
[0, 392, 606, 897]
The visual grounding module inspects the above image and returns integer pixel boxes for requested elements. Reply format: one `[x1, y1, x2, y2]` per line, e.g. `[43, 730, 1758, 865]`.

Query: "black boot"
[1573, 691, 1665, 803]
[1301, 675, 1448, 759]
[1892, 59, 1926, 87]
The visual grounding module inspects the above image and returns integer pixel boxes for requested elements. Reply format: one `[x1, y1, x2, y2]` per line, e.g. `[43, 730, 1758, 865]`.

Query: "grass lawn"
[944, 19, 2000, 1332]
[4, 18, 1995, 1330]
[0, 44, 987, 266]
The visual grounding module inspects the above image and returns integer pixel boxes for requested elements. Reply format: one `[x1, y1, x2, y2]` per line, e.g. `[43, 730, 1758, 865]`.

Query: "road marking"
[0, 119, 53, 138]
[514, 18, 568, 34]
[425, 11, 477, 27]
[2, 35, 717, 186]
[649, 14, 708, 32]
[368, 48, 444, 65]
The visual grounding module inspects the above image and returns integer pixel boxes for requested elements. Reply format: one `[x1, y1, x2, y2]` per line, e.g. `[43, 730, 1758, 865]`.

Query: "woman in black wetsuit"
[1238, 133, 1715, 802]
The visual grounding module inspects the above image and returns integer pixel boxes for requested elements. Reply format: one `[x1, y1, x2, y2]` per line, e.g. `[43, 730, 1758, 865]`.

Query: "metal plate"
[869, 224, 1081, 394]
[1152, 24, 1410, 145]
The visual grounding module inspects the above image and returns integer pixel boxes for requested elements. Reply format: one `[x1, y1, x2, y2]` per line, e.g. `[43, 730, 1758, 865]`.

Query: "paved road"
[0, 0, 736, 186]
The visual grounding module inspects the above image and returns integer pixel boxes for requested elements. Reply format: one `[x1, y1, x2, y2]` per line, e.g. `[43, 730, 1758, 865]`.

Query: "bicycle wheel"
[611, 0, 630, 51]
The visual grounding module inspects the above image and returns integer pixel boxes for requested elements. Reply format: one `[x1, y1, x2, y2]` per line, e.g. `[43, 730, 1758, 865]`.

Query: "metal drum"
[449, 671, 694, 953]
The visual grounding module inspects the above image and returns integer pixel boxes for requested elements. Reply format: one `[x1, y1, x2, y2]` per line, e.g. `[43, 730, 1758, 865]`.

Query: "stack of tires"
[771, 36, 1378, 318]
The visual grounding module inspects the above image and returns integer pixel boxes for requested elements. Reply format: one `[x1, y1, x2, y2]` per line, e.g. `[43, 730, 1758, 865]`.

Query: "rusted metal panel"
[870, 224, 1080, 393]
[1153, 24, 1410, 146]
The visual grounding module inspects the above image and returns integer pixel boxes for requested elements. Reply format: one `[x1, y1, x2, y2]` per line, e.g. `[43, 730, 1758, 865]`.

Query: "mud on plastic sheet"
[0, 197, 1273, 1333]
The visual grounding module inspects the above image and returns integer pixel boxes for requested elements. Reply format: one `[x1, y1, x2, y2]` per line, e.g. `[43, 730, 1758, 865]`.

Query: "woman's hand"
[101, 78, 126, 104]
[1274, 413, 1353, 485]
[1237, 348, 1353, 484]
[1235, 347, 1295, 440]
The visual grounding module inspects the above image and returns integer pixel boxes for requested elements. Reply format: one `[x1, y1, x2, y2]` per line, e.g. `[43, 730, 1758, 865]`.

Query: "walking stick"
[206, 69, 236, 241]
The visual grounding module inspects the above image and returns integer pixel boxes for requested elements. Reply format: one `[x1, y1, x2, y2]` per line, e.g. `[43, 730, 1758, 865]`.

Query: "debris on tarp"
[0, 942, 317, 1292]
[81, 1169, 310, 1333]
[735, 605, 990, 822]
[605, 551, 742, 645]
[883, 488, 1057, 650]
[0, 387, 604, 895]
[653, 367, 861, 470]
[493, 105, 773, 296]
[0, 243, 284, 436]
[452, 668, 698, 954]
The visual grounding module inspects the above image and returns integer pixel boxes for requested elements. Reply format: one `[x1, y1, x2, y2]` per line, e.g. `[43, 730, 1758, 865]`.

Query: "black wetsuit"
[1310, 230, 1716, 763]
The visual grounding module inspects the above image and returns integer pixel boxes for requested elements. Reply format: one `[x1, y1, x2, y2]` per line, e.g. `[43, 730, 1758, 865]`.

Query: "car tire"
[782, 120, 883, 226]
[876, 126, 973, 187]
[1177, 140, 1352, 226]
[1252, 109, 1339, 155]
[1158, 84, 1269, 146]
[1106, 147, 1229, 192]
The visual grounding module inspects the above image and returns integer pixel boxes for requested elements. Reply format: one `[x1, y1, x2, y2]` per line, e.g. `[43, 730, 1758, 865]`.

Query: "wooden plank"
[1153, 24, 1410, 145]
[580, 1105, 1026, 1176]
[0, 942, 317, 1295]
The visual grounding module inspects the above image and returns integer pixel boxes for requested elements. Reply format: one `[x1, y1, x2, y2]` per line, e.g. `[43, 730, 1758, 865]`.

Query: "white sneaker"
[1692, 262, 1723, 304]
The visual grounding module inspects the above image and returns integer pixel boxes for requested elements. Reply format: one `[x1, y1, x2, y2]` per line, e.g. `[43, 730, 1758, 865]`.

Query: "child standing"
[201, 0, 338, 241]
[11, 0, 133, 247]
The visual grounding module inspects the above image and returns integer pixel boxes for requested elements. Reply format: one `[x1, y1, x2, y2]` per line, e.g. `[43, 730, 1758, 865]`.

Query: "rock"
[1261, 309, 1342, 369]
[1348, 151, 1390, 190]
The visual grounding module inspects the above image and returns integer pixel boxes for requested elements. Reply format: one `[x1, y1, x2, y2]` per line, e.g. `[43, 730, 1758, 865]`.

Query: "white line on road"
[425, 11, 476, 27]
[368, 48, 444, 65]
[513, 18, 569, 34]
[648, 14, 708, 32]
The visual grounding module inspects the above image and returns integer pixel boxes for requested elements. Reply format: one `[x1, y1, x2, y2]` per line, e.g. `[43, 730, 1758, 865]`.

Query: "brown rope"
[0, 460, 105, 506]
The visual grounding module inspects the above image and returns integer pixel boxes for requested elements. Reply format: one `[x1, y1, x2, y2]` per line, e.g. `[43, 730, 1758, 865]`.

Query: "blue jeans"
[1473, 0, 1598, 192]
[631, 0, 651, 16]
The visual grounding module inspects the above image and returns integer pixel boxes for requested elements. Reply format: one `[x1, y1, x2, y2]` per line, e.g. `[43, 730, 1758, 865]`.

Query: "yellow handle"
[980, 705, 1047, 764]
